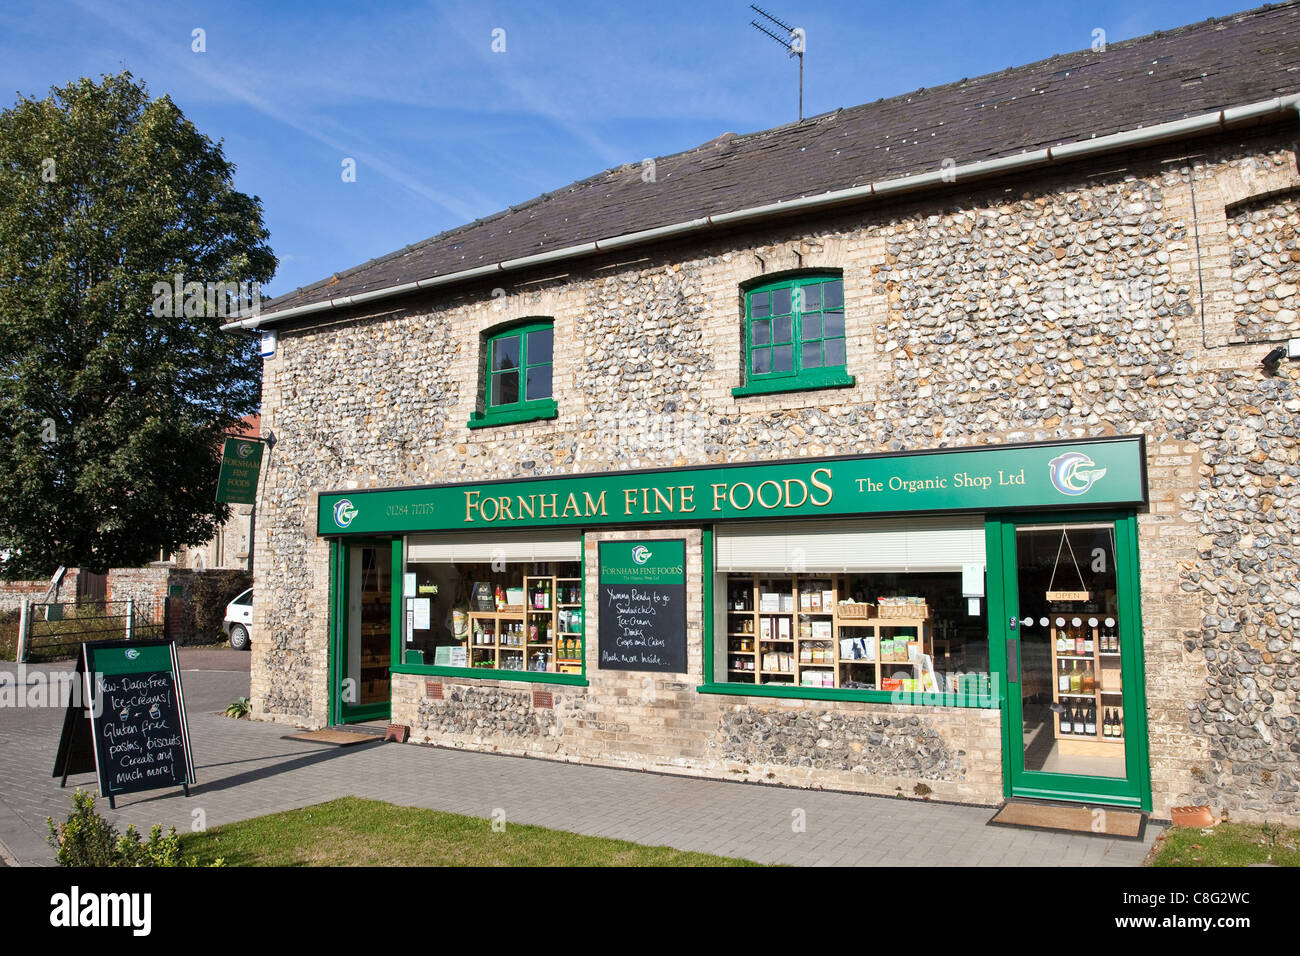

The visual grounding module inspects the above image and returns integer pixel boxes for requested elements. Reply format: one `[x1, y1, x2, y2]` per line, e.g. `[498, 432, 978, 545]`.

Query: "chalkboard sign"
[597, 539, 687, 673]
[53, 641, 195, 808]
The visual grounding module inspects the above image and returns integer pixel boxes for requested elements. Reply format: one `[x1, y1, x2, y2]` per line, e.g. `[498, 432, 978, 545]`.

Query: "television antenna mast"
[750, 5, 805, 121]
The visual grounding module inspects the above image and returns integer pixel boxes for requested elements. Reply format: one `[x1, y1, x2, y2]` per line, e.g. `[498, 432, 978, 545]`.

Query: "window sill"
[731, 370, 856, 398]
[466, 400, 559, 430]
[392, 663, 587, 686]
[696, 681, 996, 708]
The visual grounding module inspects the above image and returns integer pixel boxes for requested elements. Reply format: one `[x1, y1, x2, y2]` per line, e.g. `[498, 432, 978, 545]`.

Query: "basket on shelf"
[836, 602, 876, 620]
[877, 602, 929, 620]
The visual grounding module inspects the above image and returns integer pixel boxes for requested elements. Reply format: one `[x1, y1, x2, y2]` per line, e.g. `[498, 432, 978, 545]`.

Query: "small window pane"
[752, 319, 771, 346]
[772, 288, 792, 316]
[492, 370, 519, 406]
[773, 315, 792, 344]
[824, 338, 846, 368]
[526, 328, 553, 365]
[492, 335, 521, 371]
[823, 309, 845, 338]
[750, 292, 771, 318]
[753, 349, 772, 374]
[525, 364, 552, 401]
[802, 341, 823, 368]
[802, 283, 822, 309]
[773, 345, 793, 373]
[802, 314, 821, 340]
[822, 280, 843, 310]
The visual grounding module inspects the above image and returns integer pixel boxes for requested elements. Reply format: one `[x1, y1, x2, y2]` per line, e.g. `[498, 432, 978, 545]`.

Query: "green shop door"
[332, 540, 395, 724]
[996, 515, 1151, 810]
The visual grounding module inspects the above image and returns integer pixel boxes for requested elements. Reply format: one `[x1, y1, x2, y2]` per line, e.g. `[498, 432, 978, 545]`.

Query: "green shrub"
[46, 790, 117, 866]
[225, 696, 250, 719]
[46, 789, 223, 867]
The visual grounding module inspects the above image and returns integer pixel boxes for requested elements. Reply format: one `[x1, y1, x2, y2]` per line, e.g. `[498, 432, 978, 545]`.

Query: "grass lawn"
[182, 797, 762, 867]
[1148, 821, 1300, 867]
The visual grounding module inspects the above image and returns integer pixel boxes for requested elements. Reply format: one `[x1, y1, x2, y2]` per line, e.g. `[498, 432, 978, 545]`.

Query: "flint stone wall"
[252, 130, 1300, 818]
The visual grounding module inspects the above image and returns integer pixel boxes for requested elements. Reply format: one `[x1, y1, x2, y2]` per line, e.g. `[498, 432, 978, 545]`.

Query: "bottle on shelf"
[1069, 661, 1083, 695]
[1114, 709, 1123, 739]
[1082, 664, 1095, 694]
[1060, 706, 1073, 735]
[1058, 664, 1070, 694]
[1074, 704, 1086, 735]
[1085, 705, 1097, 736]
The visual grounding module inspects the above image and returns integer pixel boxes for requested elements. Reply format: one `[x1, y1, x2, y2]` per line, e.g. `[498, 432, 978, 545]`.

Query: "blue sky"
[1, 0, 1255, 297]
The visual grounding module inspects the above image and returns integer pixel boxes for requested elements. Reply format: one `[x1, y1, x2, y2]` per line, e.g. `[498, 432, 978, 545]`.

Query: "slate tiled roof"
[262, 2, 1300, 317]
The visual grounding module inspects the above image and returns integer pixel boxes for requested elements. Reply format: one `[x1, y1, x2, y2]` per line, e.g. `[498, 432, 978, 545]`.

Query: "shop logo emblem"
[125, 649, 140, 660]
[236, 442, 254, 459]
[631, 545, 652, 565]
[334, 499, 358, 528]
[1048, 452, 1107, 496]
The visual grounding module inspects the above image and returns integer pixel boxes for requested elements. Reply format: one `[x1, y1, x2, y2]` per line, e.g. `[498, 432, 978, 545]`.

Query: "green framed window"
[468, 319, 558, 428]
[734, 274, 855, 397]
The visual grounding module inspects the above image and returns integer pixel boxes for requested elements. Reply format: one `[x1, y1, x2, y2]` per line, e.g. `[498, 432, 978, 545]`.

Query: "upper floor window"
[468, 319, 558, 429]
[733, 274, 855, 397]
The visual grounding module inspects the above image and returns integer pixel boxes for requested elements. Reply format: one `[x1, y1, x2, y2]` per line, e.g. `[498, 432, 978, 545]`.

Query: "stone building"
[229, 4, 1300, 820]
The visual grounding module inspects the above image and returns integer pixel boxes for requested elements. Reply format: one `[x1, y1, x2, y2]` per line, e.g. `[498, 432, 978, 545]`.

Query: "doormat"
[988, 800, 1147, 840]
[283, 729, 380, 747]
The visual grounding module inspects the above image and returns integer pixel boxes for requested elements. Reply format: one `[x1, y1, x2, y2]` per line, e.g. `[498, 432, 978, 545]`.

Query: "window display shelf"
[725, 572, 936, 691]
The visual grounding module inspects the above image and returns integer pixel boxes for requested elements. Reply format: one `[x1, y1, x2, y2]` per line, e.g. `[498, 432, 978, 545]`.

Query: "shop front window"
[713, 518, 992, 701]
[402, 559, 583, 675]
[721, 571, 989, 696]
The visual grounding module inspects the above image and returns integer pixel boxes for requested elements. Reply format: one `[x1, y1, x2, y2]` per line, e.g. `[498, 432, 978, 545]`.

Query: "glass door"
[1001, 516, 1149, 809]
[338, 542, 393, 723]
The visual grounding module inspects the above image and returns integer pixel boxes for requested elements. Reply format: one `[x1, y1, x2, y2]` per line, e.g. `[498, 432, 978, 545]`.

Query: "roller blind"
[714, 516, 985, 573]
[407, 530, 581, 564]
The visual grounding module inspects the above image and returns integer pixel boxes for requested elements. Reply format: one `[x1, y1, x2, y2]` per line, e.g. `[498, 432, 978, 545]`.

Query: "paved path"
[0, 663, 1159, 866]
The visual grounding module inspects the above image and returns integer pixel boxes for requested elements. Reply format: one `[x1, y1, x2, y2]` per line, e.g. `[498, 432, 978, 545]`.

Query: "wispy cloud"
[68, 0, 495, 223]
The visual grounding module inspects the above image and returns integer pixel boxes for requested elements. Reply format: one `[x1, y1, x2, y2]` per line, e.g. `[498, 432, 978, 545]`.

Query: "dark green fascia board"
[466, 399, 559, 430]
[392, 663, 588, 686]
[732, 370, 855, 398]
[697, 681, 995, 708]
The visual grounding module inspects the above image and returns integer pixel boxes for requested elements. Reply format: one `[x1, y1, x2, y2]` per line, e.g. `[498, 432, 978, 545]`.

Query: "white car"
[223, 588, 253, 650]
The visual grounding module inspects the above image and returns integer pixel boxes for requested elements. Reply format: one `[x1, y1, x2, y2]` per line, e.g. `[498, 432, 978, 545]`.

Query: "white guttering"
[224, 94, 1300, 332]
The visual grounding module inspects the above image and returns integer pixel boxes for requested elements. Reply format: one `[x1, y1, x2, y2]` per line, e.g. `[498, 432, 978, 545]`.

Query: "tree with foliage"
[0, 72, 275, 577]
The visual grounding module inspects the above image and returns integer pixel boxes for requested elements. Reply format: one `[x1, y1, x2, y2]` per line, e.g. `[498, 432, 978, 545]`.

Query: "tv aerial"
[750, 5, 806, 120]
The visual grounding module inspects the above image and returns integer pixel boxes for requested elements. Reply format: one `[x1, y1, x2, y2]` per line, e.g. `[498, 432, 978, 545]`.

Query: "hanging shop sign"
[216, 437, 265, 505]
[318, 435, 1147, 536]
[597, 540, 688, 673]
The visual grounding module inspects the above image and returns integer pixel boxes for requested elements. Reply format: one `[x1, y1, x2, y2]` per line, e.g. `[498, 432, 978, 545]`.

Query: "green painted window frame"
[467, 319, 558, 429]
[696, 522, 998, 709]
[732, 274, 856, 398]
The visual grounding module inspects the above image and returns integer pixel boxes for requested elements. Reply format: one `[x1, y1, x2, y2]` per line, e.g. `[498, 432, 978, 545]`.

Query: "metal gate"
[15, 598, 166, 662]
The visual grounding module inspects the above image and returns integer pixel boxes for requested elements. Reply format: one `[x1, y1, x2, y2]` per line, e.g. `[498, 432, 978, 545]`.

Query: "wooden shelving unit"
[724, 573, 931, 690]
[1050, 617, 1124, 755]
[463, 567, 583, 674]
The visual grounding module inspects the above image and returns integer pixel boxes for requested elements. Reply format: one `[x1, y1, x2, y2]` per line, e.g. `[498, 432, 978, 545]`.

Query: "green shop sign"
[318, 435, 1147, 535]
[216, 437, 264, 505]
